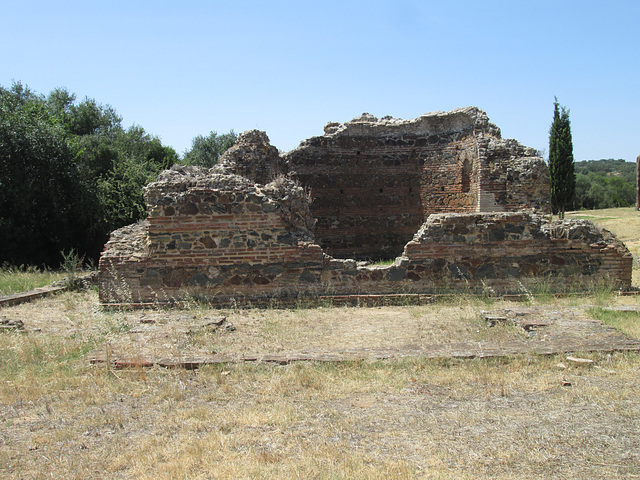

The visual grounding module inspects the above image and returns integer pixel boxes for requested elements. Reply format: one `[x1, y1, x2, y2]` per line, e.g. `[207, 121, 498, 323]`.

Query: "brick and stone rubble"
[213, 130, 286, 185]
[98, 108, 631, 306]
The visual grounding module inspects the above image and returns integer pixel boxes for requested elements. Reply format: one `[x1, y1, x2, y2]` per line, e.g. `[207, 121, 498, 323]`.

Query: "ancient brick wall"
[283, 124, 426, 260]
[398, 213, 632, 293]
[285, 108, 549, 260]
[304, 213, 631, 298]
[99, 197, 631, 305]
[476, 138, 550, 212]
[98, 108, 626, 307]
[99, 167, 323, 304]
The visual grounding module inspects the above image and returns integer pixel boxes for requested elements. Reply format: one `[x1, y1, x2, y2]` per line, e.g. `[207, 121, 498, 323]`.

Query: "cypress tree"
[548, 97, 575, 219]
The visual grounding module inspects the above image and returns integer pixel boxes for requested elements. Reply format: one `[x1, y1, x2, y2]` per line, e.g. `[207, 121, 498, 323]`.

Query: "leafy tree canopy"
[182, 130, 237, 167]
[0, 83, 87, 265]
[0, 81, 178, 266]
[573, 159, 635, 210]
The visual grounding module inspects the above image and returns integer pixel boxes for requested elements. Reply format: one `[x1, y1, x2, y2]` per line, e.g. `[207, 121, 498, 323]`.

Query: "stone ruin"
[98, 107, 632, 306]
[285, 107, 550, 259]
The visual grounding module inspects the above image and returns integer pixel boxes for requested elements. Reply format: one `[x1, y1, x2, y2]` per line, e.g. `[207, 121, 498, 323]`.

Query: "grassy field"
[0, 266, 67, 296]
[1, 208, 640, 479]
[1, 290, 639, 479]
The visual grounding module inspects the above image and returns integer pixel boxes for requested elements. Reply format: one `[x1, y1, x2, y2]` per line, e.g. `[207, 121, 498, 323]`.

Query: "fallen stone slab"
[566, 356, 594, 364]
[0, 285, 67, 308]
[87, 340, 640, 370]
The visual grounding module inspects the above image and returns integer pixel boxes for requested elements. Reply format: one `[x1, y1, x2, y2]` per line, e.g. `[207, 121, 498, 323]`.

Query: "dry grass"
[1, 289, 640, 479]
[0, 266, 66, 296]
[564, 207, 640, 252]
[186, 301, 517, 354]
[588, 307, 640, 339]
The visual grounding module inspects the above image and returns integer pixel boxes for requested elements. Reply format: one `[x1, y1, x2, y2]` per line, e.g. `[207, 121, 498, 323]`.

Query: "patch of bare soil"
[84, 301, 639, 368]
[3, 291, 640, 366]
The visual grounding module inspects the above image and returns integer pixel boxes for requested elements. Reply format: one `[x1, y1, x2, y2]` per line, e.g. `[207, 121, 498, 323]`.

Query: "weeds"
[101, 263, 134, 305]
[0, 333, 98, 403]
[100, 313, 132, 334]
[587, 307, 640, 339]
[0, 264, 66, 296]
[1, 289, 640, 479]
[369, 258, 396, 267]
[517, 280, 536, 305]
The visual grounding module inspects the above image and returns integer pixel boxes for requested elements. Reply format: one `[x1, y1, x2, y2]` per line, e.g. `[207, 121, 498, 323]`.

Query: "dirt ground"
[1, 291, 640, 479]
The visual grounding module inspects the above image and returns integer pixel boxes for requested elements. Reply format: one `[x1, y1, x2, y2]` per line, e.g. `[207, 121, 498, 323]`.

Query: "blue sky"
[2, 0, 638, 161]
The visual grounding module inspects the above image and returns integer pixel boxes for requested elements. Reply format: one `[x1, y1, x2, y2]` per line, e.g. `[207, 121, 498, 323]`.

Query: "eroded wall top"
[214, 130, 285, 185]
[320, 107, 502, 138]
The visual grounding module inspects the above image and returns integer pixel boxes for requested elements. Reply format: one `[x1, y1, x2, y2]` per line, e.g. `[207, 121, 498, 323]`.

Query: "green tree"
[0, 81, 179, 266]
[68, 97, 121, 136]
[88, 126, 178, 237]
[0, 84, 89, 266]
[548, 98, 575, 219]
[182, 130, 236, 167]
[70, 124, 178, 256]
[45, 87, 75, 127]
[572, 159, 636, 210]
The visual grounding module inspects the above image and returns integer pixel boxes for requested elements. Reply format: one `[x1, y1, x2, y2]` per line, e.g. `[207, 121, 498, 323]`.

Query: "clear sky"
[2, 0, 638, 161]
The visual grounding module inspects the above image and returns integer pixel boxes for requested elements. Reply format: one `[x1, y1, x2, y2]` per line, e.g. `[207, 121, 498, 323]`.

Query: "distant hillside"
[573, 159, 635, 210]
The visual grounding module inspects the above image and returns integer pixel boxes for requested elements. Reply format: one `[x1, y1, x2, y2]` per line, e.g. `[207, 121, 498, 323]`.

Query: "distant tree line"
[0, 82, 235, 267]
[573, 159, 636, 210]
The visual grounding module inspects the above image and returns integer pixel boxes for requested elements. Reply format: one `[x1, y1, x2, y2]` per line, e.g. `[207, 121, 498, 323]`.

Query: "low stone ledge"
[0, 285, 68, 308]
[99, 290, 640, 310]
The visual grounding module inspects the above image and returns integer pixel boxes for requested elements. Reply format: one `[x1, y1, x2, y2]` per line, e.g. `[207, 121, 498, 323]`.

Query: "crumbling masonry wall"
[284, 107, 549, 259]
[99, 168, 323, 303]
[99, 199, 631, 305]
[98, 109, 631, 306]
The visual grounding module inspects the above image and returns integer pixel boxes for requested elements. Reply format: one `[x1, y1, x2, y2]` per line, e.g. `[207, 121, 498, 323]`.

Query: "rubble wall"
[98, 108, 628, 307]
[285, 108, 550, 259]
[99, 207, 631, 305]
[99, 168, 324, 304]
[399, 213, 632, 293]
[311, 213, 631, 298]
